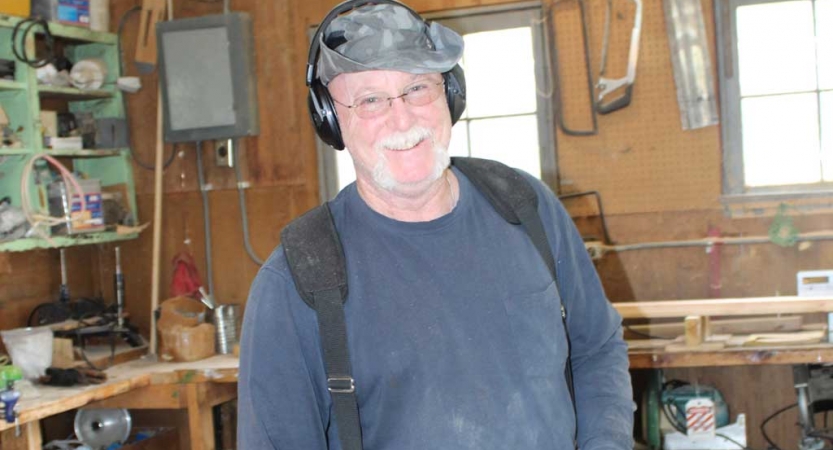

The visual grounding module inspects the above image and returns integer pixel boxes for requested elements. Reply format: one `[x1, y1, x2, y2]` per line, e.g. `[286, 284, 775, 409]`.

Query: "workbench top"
[0, 354, 239, 433]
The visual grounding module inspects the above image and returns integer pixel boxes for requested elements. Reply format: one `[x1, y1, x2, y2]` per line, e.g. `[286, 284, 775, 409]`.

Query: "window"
[317, 3, 556, 200]
[717, 0, 833, 197]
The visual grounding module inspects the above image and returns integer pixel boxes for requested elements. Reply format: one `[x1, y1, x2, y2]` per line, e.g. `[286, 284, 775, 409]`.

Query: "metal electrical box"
[157, 13, 260, 143]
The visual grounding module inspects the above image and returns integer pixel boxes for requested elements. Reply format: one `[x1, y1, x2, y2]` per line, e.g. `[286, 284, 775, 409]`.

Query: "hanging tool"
[596, 0, 643, 114]
[115, 247, 125, 329]
[134, 0, 167, 74]
[663, 0, 719, 130]
[548, 0, 598, 136]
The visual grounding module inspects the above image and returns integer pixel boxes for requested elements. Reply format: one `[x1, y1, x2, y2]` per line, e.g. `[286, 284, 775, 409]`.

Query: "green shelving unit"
[0, 15, 139, 252]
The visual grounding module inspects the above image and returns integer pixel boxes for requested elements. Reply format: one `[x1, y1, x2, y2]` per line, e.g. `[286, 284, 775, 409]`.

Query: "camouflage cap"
[317, 3, 464, 85]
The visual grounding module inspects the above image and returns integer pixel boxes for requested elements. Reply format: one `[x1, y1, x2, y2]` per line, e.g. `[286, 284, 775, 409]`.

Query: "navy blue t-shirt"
[238, 166, 633, 450]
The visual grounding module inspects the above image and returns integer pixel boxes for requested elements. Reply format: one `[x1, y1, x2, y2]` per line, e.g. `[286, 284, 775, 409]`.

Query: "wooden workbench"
[614, 295, 833, 369]
[628, 342, 833, 369]
[0, 354, 239, 450]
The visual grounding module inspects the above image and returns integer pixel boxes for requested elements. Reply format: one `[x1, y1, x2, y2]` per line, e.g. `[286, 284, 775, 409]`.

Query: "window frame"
[315, 1, 558, 202]
[716, 0, 833, 201]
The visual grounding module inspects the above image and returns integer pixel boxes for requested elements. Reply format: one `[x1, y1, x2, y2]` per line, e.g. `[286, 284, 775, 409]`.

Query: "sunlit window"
[719, 0, 833, 193]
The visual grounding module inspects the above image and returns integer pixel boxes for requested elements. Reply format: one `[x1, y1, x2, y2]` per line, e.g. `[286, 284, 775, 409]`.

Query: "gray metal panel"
[157, 12, 260, 143]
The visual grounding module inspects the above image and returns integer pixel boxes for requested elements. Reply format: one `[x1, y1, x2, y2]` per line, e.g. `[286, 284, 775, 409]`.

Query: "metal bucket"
[212, 304, 241, 355]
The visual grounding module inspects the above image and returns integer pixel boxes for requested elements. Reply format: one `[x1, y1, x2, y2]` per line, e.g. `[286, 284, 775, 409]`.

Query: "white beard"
[371, 126, 449, 193]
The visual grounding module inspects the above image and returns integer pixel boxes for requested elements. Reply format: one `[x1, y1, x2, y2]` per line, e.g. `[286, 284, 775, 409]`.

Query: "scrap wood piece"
[615, 295, 833, 319]
[664, 341, 726, 353]
[625, 315, 804, 339]
[727, 330, 827, 347]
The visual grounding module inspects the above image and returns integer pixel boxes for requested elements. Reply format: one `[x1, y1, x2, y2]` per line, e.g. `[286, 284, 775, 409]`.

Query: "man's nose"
[386, 96, 417, 131]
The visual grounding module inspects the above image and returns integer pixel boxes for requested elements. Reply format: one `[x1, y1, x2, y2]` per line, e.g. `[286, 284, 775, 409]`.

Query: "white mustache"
[377, 127, 433, 151]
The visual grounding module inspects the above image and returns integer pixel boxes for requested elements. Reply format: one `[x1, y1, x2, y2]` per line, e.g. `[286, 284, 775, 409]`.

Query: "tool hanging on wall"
[547, 0, 598, 136]
[663, 0, 719, 130]
[596, 0, 643, 114]
[135, 0, 168, 74]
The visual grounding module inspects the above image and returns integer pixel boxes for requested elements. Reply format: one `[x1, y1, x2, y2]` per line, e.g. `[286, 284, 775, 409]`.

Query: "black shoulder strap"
[281, 204, 362, 450]
[452, 157, 576, 414]
[281, 157, 576, 450]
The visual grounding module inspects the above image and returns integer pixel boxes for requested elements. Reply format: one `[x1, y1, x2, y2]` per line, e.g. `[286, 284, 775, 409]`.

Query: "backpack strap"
[451, 157, 576, 414]
[281, 204, 362, 450]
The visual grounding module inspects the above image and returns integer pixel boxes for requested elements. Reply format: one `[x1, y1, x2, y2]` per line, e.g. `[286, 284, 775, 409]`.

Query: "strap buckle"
[327, 376, 355, 394]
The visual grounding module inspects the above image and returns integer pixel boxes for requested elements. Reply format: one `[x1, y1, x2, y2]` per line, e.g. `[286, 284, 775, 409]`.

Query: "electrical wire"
[11, 17, 55, 68]
[195, 141, 216, 297]
[116, 5, 177, 171]
[715, 432, 755, 450]
[232, 140, 265, 266]
[761, 403, 798, 450]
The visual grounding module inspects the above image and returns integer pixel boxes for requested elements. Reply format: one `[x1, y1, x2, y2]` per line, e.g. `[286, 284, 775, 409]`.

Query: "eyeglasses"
[332, 80, 445, 119]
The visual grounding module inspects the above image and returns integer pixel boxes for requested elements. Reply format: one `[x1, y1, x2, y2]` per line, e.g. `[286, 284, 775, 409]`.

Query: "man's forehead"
[333, 70, 441, 90]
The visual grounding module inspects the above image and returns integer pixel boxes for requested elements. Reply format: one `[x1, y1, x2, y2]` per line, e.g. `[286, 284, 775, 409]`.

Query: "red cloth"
[169, 252, 203, 299]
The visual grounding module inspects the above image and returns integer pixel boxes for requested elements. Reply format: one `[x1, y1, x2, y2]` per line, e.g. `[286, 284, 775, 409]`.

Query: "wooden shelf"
[0, 231, 139, 252]
[0, 148, 33, 155]
[47, 148, 125, 157]
[629, 343, 833, 369]
[0, 15, 116, 45]
[0, 79, 25, 91]
[38, 85, 113, 100]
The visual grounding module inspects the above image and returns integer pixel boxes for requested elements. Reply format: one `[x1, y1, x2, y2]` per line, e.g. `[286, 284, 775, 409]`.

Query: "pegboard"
[549, 0, 723, 215]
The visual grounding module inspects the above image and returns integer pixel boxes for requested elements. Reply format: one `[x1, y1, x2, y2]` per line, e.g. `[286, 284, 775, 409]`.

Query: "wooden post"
[0, 421, 42, 450]
[684, 315, 704, 346]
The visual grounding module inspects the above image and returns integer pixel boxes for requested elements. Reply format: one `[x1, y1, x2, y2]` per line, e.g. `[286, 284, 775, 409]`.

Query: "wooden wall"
[1, 0, 831, 448]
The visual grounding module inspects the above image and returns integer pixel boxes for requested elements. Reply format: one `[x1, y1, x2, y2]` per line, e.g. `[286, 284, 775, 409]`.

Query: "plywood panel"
[555, 0, 722, 214]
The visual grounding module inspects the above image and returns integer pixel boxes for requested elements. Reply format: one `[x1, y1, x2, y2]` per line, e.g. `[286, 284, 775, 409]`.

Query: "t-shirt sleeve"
[237, 254, 331, 450]
[528, 176, 635, 450]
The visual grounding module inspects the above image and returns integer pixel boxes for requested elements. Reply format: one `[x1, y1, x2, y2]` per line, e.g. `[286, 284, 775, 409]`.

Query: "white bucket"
[1, 326, 53, 380]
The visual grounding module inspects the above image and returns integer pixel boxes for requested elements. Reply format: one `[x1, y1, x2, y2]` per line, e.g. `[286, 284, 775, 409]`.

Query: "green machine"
[642, 370, 730, 449]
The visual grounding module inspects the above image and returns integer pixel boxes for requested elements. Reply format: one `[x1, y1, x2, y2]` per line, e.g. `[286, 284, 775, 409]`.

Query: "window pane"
[449, 122, 470, 157]
[336, 148, 356, 191]
[737, 1, 817, 96]
[823, 91, 833, 181]
[818, 0, 833, 90]
[463, 27, 538, 118]
[742, 93, 821, 187]
[468, 115, 540, 177]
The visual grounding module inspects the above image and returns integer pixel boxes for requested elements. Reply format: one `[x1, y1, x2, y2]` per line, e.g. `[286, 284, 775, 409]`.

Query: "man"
[238, 1, 634, 449]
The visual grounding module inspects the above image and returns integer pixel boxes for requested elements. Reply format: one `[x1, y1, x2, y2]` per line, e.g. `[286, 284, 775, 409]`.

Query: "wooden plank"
[615, 296, 833, 319]
[625, 315, 804, 339]
[84, 384, 186, 409]
[186, 383, 215, 450]
[684, 316, 704, 346]
[202, 382, 238, 407]
[0, 420, 41, 450]
[726, 330, 826, 347]
[629, 343, 833, 369]
[665, 341, 725, 353]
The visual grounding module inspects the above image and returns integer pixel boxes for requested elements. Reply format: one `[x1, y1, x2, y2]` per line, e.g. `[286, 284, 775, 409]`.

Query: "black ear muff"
[308, 79, 345, 150]
[444, 64, 467, 125]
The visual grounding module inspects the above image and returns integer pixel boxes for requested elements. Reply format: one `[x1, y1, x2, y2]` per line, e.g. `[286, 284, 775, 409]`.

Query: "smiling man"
[237, 1, 634, 449]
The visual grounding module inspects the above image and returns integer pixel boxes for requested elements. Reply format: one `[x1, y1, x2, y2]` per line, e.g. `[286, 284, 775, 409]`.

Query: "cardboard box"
[31, 0, 90, 27]
[0, 0, 30, 17]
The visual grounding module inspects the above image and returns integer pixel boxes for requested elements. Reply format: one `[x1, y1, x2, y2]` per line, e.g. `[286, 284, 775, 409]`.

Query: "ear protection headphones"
[306, 0, 467, 150]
